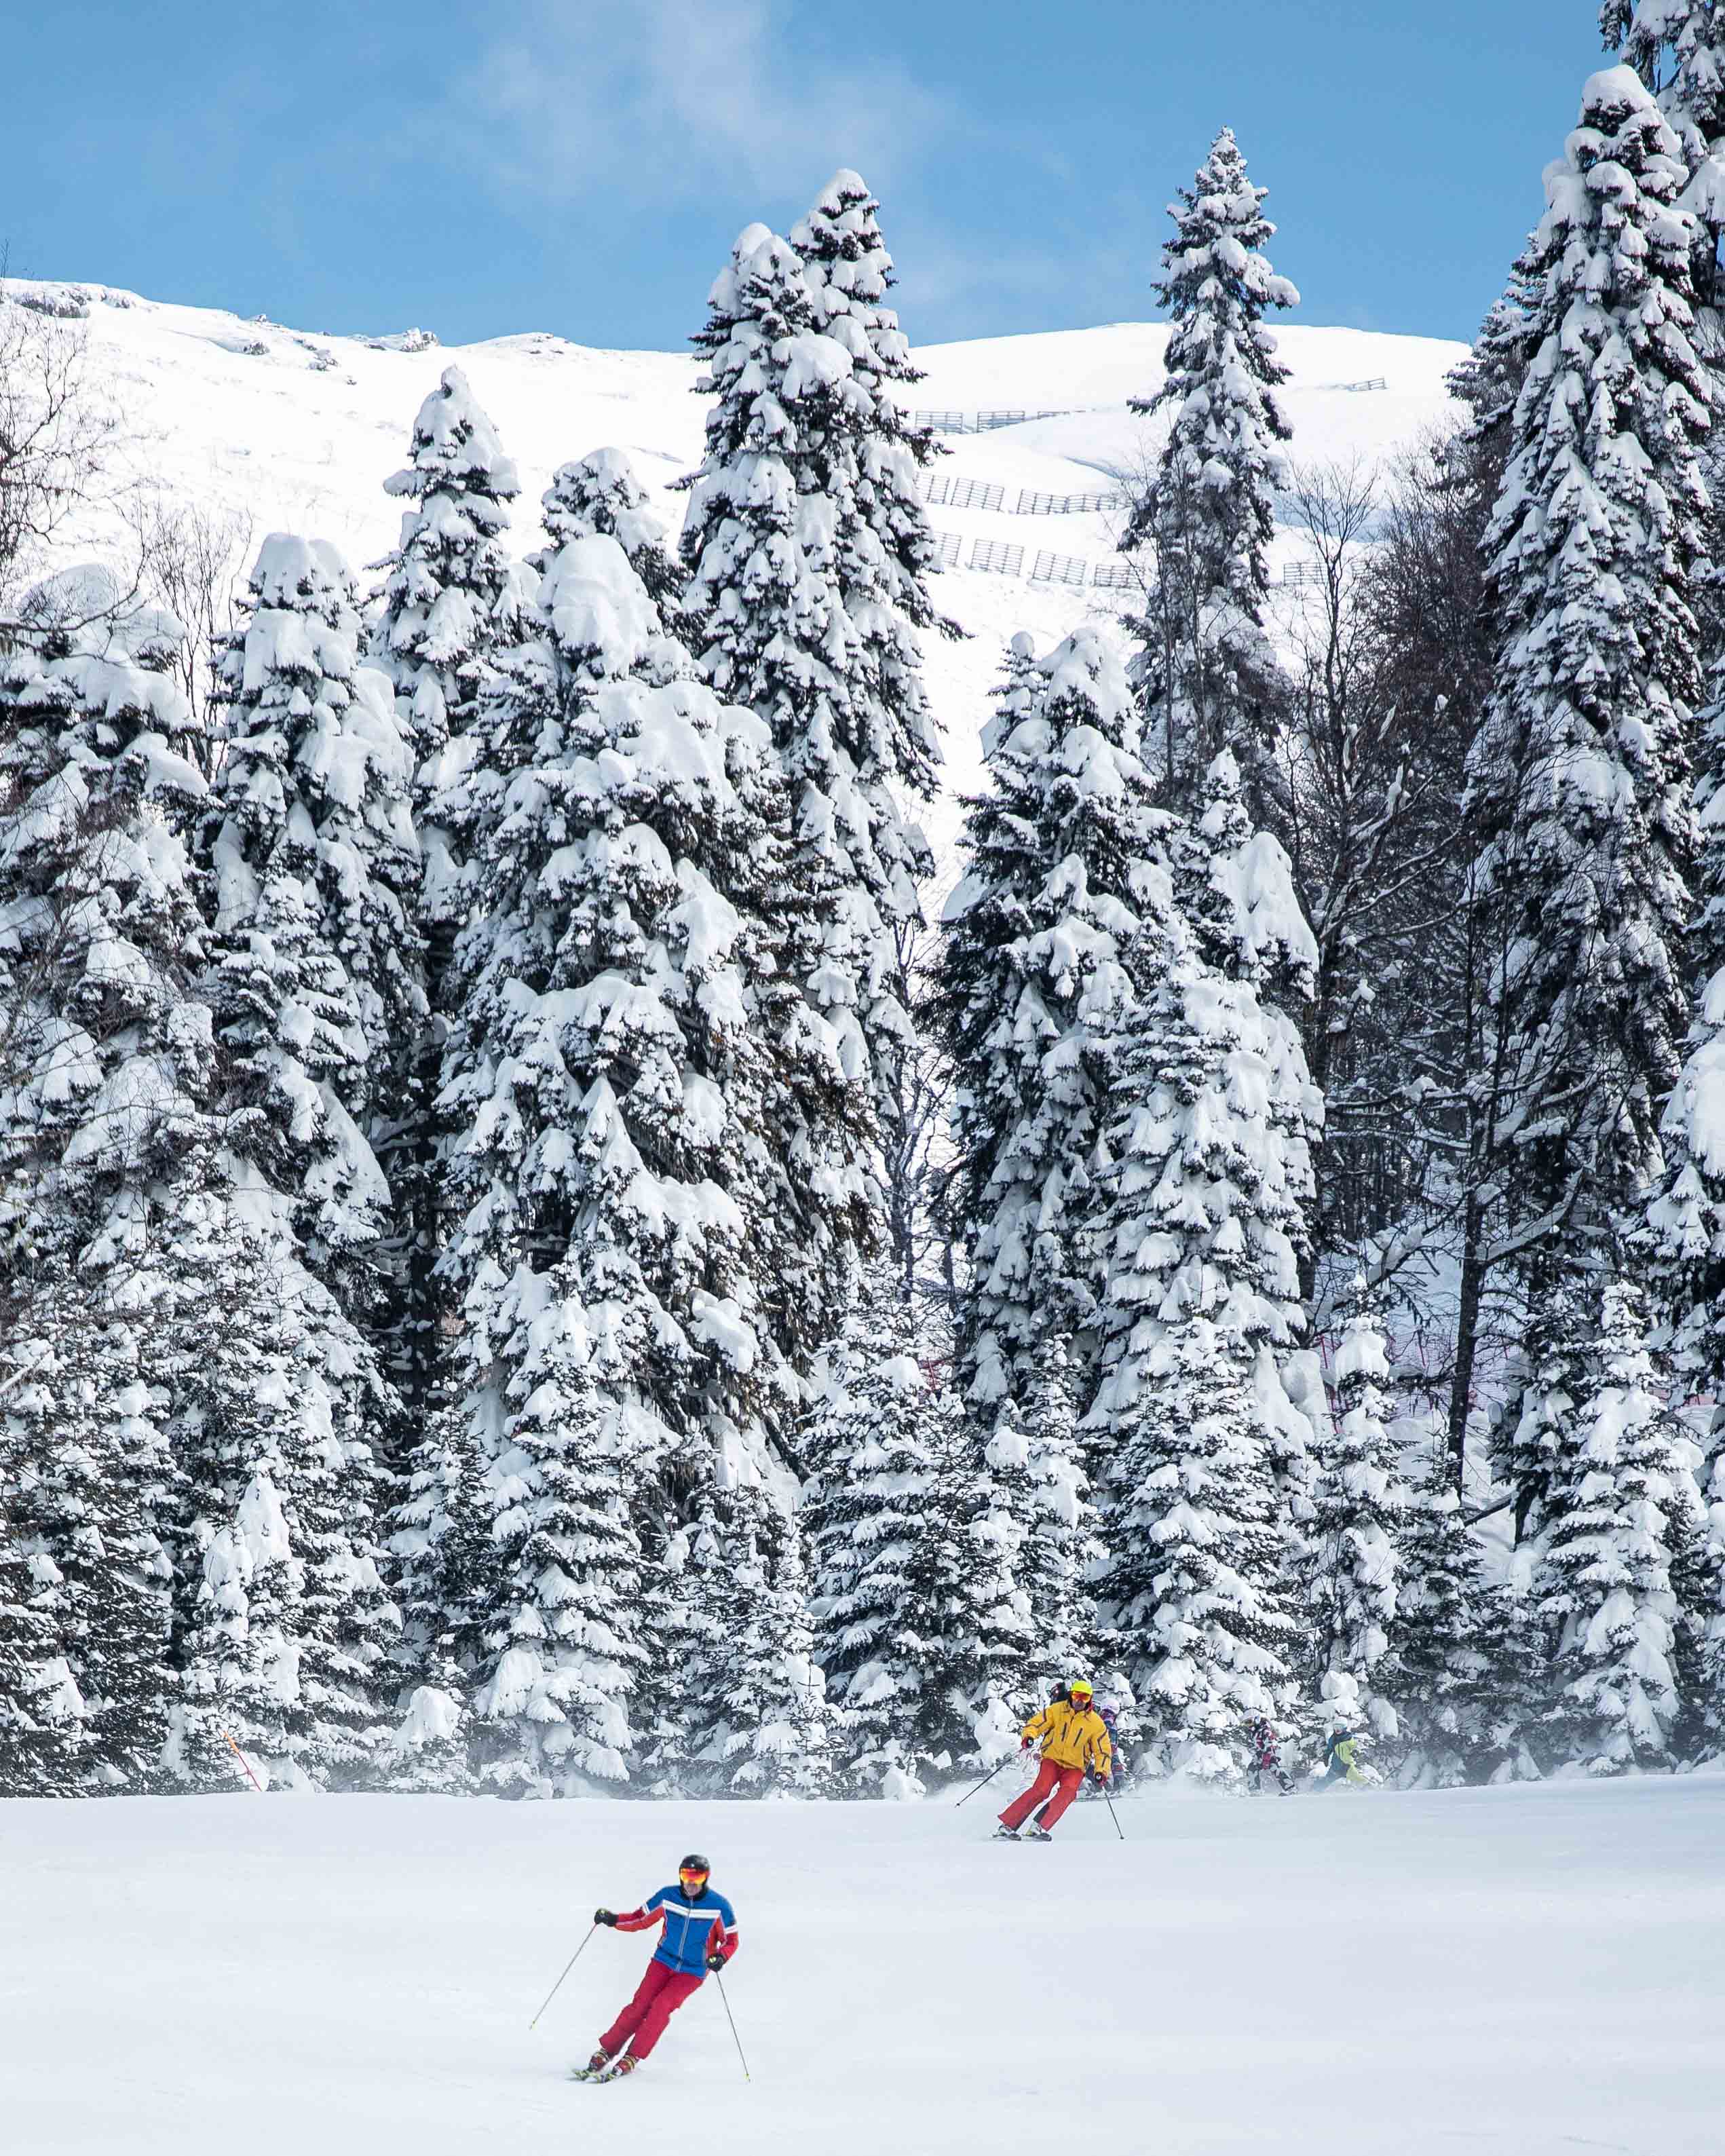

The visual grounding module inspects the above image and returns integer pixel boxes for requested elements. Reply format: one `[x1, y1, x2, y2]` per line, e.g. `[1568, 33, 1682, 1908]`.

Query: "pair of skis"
[569, 2058, 634, 2085]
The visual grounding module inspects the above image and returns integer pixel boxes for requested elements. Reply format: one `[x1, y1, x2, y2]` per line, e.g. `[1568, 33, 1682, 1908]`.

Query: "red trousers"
[601, 1958, 704, 2062]
[1000, 1757, 1084, 1832]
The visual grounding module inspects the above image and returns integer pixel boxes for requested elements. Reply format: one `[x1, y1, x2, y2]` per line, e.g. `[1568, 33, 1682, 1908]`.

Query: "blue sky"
[3, 1, 1604, 353]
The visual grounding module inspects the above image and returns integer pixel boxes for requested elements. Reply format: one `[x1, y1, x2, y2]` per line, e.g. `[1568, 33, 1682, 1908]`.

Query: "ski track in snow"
[3, 1773, 1720, 2155]
[12, 284, 1464, 873]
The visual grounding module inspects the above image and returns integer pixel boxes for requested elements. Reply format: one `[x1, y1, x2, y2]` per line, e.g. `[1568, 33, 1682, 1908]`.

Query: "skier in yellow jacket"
[995, 1680, 1113, 1840]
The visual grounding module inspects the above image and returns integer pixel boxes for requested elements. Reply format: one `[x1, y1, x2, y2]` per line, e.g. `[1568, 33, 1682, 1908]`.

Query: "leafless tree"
[0, 275, 121, 617]
[132, 493, 255, 746]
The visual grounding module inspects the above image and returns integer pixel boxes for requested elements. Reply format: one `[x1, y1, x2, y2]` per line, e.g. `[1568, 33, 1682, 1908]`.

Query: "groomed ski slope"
[5, 1773, 1719, 2155]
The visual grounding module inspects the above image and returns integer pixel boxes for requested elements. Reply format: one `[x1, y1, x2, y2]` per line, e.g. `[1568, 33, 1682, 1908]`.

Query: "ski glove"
[595, 1909, 618, 1927]
[1021, 1737, 1034, 1750]
[704, 1950, 727, 1973]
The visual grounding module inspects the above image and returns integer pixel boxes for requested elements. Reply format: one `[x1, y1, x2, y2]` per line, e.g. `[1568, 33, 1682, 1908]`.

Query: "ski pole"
[714, 1968, 751, 2082]
[1101, 1781, 1125, 1841]
[222, 1728, 264, 1794]
[528, 1925, 596, 2030]
[953, 1756, 1013, 1807]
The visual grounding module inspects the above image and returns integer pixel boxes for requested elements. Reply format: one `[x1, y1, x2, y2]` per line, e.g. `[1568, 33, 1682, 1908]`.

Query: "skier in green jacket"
[1319, 1728, 1366, 1789]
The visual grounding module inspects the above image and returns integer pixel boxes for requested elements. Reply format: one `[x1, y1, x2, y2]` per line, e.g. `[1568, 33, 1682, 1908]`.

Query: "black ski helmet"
[679, 1852, 711, 1875]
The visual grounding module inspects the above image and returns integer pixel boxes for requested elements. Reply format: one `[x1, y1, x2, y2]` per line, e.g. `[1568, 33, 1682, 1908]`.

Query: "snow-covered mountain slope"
[14, 279, 1466, 851]
[3, 1773, 1719, 2154]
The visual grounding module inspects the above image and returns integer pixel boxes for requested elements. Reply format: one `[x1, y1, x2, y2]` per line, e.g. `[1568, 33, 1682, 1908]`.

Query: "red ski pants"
[1000, 1757, 1084, 1833]
[601, 1958, 704, 2062]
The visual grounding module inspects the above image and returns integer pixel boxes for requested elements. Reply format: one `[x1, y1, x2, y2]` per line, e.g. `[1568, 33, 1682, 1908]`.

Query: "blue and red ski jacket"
[615, 1885, 740, 1979]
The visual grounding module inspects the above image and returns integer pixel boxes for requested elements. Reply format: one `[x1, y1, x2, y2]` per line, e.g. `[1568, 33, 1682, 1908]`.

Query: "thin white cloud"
[452, 0, 962, 213]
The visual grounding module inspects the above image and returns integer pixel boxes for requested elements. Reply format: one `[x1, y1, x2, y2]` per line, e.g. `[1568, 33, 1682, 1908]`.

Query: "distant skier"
[1248, 1716, 1293, 1795]
[1097, 1700, 1125, 1786]
[1318, 1729, 1366, 1790]
[581, 1854, 738, 2080]
[996, 1677, 1113, 1840]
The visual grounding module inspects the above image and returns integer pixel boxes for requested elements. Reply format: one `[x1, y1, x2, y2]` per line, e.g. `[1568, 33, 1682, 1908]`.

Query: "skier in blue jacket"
[582, 1855, 738, 2079]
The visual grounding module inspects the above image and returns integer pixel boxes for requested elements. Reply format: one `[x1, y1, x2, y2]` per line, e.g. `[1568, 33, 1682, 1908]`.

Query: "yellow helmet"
[1069, 1678, 1094, 1701]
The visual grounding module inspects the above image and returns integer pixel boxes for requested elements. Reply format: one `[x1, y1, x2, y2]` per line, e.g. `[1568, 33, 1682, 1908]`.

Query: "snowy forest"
[4, 6, 1725, 1803]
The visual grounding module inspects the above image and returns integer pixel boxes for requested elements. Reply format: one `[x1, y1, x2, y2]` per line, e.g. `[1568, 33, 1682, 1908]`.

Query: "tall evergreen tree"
[1391, 1433, 1519, 1786]
[1530, 1272, 1706, 1771]
[417, 533, 827, 1787]
[1302, 1272, 1405, 1740]
[681, 187, 945, 1283]
[933, 628, 1167, 1412]
[187, 533, 409, 1782]
[203, 535, 419, 1289]
[801, 1270, 1027, 1796]
[0, 573, 208, 1790]
[1467, 69, 1708, 1560]
[1124, 127, 1297, 812]
[367, 368, 520, 1423]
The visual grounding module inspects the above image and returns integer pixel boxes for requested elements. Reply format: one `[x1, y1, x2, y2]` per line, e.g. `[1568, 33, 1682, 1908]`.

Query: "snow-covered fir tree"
[681, 185, 945, 1257]
[787, 168, 950, 841]
[1530, 1272, 1707, 1772]
[187, 533, 412, 1782]
[1391, 1430, 1525, 1786]
[157, 1158, 402, 1794]
[0, 573, 208, 1791]
[933, 628, 1166, 1412]
[1084, 856, 1311, 1781]
[368, 365, 523, 791]
[1302, 1272, 1405, 1740]
[203, 535, 419, 1288]
[415, 531, 833, 1788]
[801, 1271, 1028, 1794]
[533, 447, 683, 613]
[1123, 127, 1298, 811]
[366, 368, 522, 1422]
[1447, 280, 1542, 465]
[982, 1336, 1101, 1705]
[1468, 71, 1708, 1574]
[642, 1484, 832, 1797]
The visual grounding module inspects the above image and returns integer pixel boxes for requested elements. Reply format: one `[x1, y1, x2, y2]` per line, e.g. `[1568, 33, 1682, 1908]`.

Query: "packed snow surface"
[4, 1773, 1719, 2153]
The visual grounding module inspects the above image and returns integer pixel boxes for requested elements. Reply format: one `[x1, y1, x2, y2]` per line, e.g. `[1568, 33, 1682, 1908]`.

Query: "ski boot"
[992, 1824, 1021, 1840]
[571, 2049, 615, 2082]
[599, 2054, 641, 2082]
[1023, 1821, 1053, 1841]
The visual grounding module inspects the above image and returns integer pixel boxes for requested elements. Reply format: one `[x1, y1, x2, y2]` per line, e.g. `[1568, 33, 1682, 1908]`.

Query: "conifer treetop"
[372, 366, 521, 777]
[1606, 2, 1725, 212]
[534, 448, 681, 605]
[383, 365, 520, 512]
[791, 168, 915, 377]
[1137, 126, 1298, 439]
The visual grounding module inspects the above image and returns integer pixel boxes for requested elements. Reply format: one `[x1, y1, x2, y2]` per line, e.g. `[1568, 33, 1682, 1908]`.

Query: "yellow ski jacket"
[1022, 1699, 1114, 1776]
